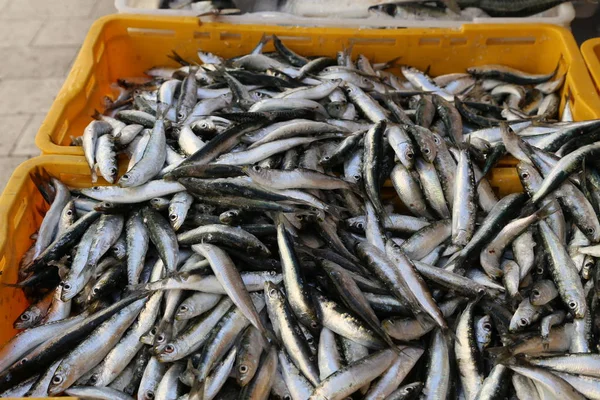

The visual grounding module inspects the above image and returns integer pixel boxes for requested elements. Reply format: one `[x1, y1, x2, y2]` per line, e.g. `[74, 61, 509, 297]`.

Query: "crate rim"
[582, 38, 600, 94]
[0, 156, 89, 265]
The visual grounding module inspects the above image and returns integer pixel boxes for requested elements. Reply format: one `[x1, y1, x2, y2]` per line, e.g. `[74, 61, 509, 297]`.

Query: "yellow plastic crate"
[582, 38, 600, 95]
[0, 151, 521, 399]
[0, 156, 108, 400]
[4, 16, 599, 399]
[37, 15, 600, 158]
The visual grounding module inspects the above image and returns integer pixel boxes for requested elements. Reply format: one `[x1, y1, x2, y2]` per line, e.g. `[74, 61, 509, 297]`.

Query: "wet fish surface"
[1, 34, 599, 400]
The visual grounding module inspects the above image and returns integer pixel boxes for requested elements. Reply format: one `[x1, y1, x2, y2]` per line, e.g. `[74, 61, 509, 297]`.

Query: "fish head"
[176, 302, 194, 320]
[168, 210, 183, 231]
[13, 309, 37, 330]
[48, 366, 69, 396]
[264, 281, 282, 302]
[566, 296, 586, 319]
[509, 314, 531, 332]
[156, 341, 180, 363]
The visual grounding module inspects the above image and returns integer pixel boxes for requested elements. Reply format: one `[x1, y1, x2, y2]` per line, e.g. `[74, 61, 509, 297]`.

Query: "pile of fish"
[155, 0, 572, 19]
[2, 34, 600, 400]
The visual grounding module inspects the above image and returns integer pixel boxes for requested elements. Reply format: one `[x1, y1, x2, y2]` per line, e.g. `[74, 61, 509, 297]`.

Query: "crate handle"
[127, 27, 176, 37]
[486, 37, 536, 46]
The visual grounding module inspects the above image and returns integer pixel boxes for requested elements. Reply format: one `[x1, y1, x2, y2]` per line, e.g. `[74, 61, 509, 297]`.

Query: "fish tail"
[534, 201, 560, 220]
[127, 283, 150, 292]
[190, 379, 205, 400]
[167, 50, 191, 66]
[486, 345, 515, 364]
[378, 56, 403, 71]
[0, 282, 23, 288]
[324, 204, 349, 219]
[519, 199, 537, 216]
[443, 326, 461, 346]
[261, 326, 281, 348]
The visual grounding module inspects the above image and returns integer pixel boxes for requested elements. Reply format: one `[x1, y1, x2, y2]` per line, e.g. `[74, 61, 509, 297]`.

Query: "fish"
[2, 34, 599, 400]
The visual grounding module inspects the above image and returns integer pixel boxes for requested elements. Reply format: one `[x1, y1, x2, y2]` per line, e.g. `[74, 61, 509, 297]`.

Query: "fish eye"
[179, 305, 188, 312]
[63, 283, 71, 290]
[89, 374, 98, 384]
[269, 270, 276, 276]
[20, 358, 27, 365]
[284, 396, 292, 400]
[157, 334, 165, 343]
[518, 318, 528, 327]
[164, 344, 175, 353]
[536, 267, 544, 275]
[145, 391, 155, 400]
[521, 172, 529, 179]
[151, 327, 158, 335]
[307, 337, 314, 344]
[433, 136, 441, 144]
[310, 321, 319, 328]
[239, 364, 248, 374]
[588, 228, 595, 234]
[585, 261, 594, 268]
[532, 289, 540, 297]
[323, 156, 330, 160]
[169, 214, 177, 221]
[66, 210, 73, 216]
[356, 222, 364, 230]
[406, 152, 414, 159]
[268, 288, 278, 298]
[52, 375, 64, 385]
[568, 301, 578, 309]
[20, 313, 30, 321]
[122, 174, 130, 180]
[353, 174, 361, 181]
[483, 323, 492, 331]
[406, 387, 414, 392]
[93, 186, 100, 190]
[92, 287, 99, 294]
[110, 167, 117, 175]
[423, 148, 430, 154]
[252, 165, 261, 172]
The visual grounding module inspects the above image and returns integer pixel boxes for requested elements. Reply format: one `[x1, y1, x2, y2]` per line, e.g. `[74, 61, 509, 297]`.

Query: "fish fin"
[443, 326, 461, 346]
[0, 282, 22, 288]
[256, 33, 270, 52]
[414, 312, 432, 330]
[485, 345, 514, 363]
[92, 109, 104, 120]
[442, 0, 461, 14]
[324, 204, 349, 219]
[167, 50, 192, 66]
[190, 379, 205, 400]
[377, 56, 403, 71]
[515, 136, 538, 163]
[30, 168, 55, 204]
[262, 326, 282, 348]
[552, 55, 563, 79]
[156, 101, 169, 121]
[530, 201, 560, 220]
[126, 283, 152, 293]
